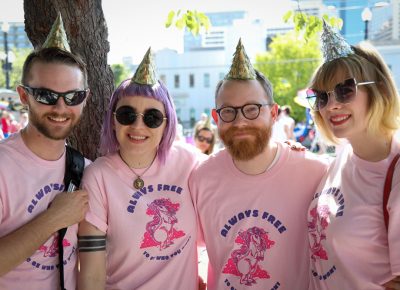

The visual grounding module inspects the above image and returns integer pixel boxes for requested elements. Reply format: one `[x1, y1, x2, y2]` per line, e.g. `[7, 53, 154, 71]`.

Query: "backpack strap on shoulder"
[59, 145, 85, 290]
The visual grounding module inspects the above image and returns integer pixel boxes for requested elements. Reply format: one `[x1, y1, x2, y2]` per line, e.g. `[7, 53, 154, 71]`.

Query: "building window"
[174, 75, 180, 88]
[203, 73, 210, 88]
[189, 74, 195, 88]
[160, 74, 166, 85]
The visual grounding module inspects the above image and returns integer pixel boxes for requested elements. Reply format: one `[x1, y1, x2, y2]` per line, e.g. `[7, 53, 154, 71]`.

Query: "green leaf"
[166, 9, 212, 34]
[165, 11, 175, 28]
[175, 17, 185, 29]
[283, 11, 293, 23]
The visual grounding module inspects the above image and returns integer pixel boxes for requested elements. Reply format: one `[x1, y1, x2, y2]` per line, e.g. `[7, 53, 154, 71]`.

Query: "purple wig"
[100, 79, 177, 165]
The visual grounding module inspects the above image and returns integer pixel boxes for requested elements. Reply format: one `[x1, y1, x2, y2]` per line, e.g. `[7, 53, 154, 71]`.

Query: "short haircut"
[22, 47, 88, 88]
[214, 70, 274, 105]
[100, 79, 177, 164]
[309, 43, 400, 144]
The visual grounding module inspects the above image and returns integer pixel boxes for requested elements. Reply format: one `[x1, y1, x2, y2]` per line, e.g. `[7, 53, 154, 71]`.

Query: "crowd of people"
[0, 14, 399, 290]
[0, 110, 28, 140]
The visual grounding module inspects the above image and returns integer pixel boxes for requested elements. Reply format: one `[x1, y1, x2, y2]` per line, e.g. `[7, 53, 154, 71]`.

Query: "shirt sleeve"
[81, 164, 108, 234]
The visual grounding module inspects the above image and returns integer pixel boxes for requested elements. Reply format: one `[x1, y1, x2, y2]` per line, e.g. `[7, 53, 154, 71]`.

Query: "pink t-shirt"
[189, 142, 328, 290]
[308, 138, 400, 290]
[82, 142, 204, 290]
[0, 133, 78, 290]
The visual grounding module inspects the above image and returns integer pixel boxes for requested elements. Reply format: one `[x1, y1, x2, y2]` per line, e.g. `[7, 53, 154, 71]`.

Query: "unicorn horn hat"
[42, 12, 71, 52]
[131, 47, 158, 85]
[225, 38, 257, 80]
[321, 20, 354, 63]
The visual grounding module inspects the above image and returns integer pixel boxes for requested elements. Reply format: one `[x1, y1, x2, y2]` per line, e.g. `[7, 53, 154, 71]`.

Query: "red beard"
[220, 125, 272, 161]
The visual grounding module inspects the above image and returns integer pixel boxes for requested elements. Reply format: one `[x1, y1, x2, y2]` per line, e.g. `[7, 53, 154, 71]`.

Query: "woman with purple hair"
[77, 49, 204, 290]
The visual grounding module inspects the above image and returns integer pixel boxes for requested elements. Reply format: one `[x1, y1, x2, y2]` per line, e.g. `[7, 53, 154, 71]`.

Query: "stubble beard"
[28, 106, 79, 140]
[219, 124, 272, 161]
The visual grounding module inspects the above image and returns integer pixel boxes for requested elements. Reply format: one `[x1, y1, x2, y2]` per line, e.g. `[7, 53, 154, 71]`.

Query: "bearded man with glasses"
[189, 39, 328, 290]
[0, 15, 89, 290]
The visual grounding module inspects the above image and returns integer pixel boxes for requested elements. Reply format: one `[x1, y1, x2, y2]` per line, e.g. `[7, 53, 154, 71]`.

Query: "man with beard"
[189, 39, 328, 290]
[0, 15, 88, 289]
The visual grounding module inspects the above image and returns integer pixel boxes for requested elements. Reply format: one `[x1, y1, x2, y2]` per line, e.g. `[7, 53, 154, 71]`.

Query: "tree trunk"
[24, 0, 114, 160]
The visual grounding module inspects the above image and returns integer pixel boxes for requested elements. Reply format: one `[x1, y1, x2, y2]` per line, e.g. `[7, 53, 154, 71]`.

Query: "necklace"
[118, 151, 156, 189]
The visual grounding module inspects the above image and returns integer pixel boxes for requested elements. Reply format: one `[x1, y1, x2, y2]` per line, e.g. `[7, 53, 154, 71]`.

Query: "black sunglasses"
[196, 135, 213, 144]
[306, 78, 375, 111]
[22, 85, 88, 106]
[114, 106, 167, 128]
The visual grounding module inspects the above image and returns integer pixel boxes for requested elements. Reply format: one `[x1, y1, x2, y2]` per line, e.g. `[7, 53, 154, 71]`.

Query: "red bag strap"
[383, 153, 400, 231]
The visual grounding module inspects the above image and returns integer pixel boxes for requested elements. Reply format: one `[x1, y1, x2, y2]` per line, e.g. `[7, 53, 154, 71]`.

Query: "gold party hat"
[42, 12, 71, 52]
[203, 116, 212, 130]
[131, 47, 158, 85]
[225, 38, 256, 80]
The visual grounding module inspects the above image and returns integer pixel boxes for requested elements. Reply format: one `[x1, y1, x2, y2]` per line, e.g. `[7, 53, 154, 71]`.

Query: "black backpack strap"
[59, 145, 84, 290]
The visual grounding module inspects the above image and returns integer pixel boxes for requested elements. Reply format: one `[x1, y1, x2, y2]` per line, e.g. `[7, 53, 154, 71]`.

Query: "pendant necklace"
[119, 151, 156, 190]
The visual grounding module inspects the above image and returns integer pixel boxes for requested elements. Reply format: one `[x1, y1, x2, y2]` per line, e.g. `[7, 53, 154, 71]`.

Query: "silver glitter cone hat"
[321, 20, 354, 63]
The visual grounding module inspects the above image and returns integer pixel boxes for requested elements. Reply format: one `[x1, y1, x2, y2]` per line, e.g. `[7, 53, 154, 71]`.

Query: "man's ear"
[212, 109, 219, 124]
[16, 85, 29, 105]
[270, 104, 279, 122]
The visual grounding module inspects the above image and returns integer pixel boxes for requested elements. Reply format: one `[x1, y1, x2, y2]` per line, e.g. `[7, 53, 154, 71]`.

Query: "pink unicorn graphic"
[308, 204, 330, 261]
[141, 198, 185, 250]
[38, 233, 71, 257]
[223, 227, 274, 286]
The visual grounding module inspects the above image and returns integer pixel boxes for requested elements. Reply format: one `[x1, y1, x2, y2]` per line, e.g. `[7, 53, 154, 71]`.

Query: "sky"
[0, 0, 293, 64]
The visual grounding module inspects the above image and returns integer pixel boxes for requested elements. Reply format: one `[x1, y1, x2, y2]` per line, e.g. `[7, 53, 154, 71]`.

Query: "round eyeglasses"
[215, 103, 273, 123]
[114, 106, 167, 128]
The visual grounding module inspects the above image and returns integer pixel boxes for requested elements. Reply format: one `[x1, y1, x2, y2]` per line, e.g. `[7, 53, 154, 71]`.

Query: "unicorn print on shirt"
[222, 226, 275, 286]
[140, 198, 185, 250]
[308, 204, 330, 261]
[38, 233, 71, 257]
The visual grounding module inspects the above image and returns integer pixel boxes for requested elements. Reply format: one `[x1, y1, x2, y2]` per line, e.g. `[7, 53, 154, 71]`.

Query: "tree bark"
[24, 0, 114, 160]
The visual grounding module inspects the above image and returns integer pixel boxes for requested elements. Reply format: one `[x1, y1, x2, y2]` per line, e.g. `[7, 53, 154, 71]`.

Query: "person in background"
[19, 111, 29, 129]
[189, 39, 328, 290]
[280, 105, 295, 140]
[306, 21, 400, 290]
[175, 117, 185, 141]
[78, 48, 205, 290]
[0, 14, 88, 289]
[0, 125, 4, 140]
[8, 112, 21, 134]
[194, 116, 216, 155]
[271, 106, 287, 142]
[194, 112, 208, 134]
[1, 110, 11, 138]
